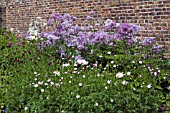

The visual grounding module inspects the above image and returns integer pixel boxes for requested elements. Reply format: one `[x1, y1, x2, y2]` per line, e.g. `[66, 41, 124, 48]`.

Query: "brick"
[0, 0, 169, 53]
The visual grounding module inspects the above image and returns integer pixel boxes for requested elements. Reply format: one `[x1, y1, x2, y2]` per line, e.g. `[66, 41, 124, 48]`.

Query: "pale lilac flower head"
[152, 45, 163, 53]
[43, 32, 51, 38]
[75, 55, 83, 60]
[140, 37, 156, 45]
[105, 19, 116, 30]
[51, 13, 62, 21]
[118, 23, 140, 36]
[26, 31, 30, 40]
[47, 19, 54, 25]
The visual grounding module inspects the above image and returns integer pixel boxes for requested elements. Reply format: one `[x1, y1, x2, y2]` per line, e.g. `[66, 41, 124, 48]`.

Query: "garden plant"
[0, 12, 170, 113]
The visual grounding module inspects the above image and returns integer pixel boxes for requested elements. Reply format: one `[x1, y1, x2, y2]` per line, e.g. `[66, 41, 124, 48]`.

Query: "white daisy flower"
[107, 51, 111, 54]
[56, 83, 60, 87]
[111, 61, 114, 64]
[133, 88, 136, 90]
[122, 80, 128, 85]
[53, 70, 60, 76]
[82, 75, 86, 78]
[127, 72, 131, 76]
[76, 95, 80, 99]
[50, 81, 54, 85]
[74, 63, 78, 66]
[95, 103, 99, 106]
[107, 80, 111, 84]
[77, 59, 88, 65]
[62, 63, 70, 67]
[24, 107, 28, 110]
[34, 84, 38, 87]
[47, 79, 51, 82]
[116, 72, 124, 78]
[38, 81, 43, 85]
[41, 89, 44, 92]
[79, 83, 83, 87]
[146, 84, 152, 89]
[139, 61, 142, 64]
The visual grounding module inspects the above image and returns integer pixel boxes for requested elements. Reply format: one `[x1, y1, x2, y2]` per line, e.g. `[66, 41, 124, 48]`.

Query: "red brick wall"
[0, 1, 6, 28]
[3, 0, 170, 54]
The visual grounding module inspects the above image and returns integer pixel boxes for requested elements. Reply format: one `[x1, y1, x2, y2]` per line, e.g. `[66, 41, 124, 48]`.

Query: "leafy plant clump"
[1, 12, 170, 113]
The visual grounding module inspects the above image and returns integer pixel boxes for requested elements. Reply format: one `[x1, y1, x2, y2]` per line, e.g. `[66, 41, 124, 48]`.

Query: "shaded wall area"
[4, 0, 170, 55]
[0, 0, 6, 28]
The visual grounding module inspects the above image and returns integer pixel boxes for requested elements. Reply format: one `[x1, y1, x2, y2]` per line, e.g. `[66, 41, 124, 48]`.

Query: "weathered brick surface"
[0, 0, 6, 28]
[0, 0, 170, 53]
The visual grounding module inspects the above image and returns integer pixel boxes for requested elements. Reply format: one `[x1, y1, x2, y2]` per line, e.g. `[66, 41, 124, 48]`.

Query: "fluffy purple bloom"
[47, 19, 54, 25]
[61, 20, 72, 28]
[91, 31, 111, 44]
[126, 38, 137, 45]
[140, 37, 156, 45]
[67, 41, 75, 47]
[90, 51, 94, 54]
[72, 16, 78, 21]
[119, 23, 131, 34]
[109, 42, 113, 46]
[43, 32, 51, 38]
[152, 45, 163, 53]
[77, 45, 87, 50]
[39, 32, 45, 37]
[26, 31, 30, 40]
[118, 23, 140, 36]
[105, 19, 116, 30]
[112, 33, 123, 41]
[68, 27, 75, 35]
[44, 40, 52, 46]
[75, 55, 83, 60]
[51, 13, 62, 21]
[131, 24, 140, 33]
[55, 26, 63, 36]
[47, 34, 60, 41]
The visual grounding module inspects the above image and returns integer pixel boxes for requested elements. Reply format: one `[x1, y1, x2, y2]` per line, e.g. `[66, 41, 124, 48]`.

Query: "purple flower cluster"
[140, 37, 156, 46]
[105, 19, 116, 31]
[37, 15, 109, 50]
[152, 45, 163, 54]
[118, 23, 140, 36]
[25, 12, 164, 58]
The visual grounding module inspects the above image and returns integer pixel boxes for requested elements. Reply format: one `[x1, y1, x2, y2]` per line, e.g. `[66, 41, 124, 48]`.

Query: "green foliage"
[0, 29, 170, 113]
